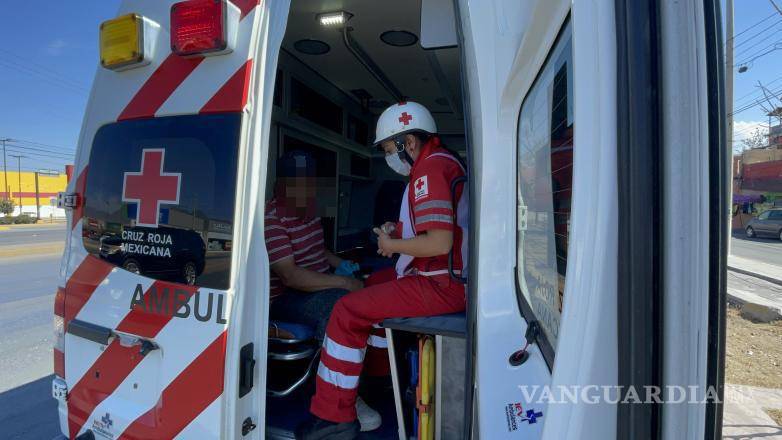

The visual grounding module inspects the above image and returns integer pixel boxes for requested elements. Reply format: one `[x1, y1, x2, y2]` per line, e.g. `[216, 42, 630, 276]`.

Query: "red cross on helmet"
[373, 101, 437, 146]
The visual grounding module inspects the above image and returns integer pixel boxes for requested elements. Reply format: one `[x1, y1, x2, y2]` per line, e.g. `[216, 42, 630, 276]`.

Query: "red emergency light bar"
[171, 0, 228, 56]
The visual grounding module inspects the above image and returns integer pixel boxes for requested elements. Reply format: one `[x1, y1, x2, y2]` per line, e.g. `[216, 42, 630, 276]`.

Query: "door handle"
[67, 320, 158, 356]
[116, 333, 159, 356]
[67, 319, 112, 345]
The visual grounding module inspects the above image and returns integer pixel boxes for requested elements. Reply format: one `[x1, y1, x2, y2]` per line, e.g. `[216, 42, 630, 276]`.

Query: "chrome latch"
[52, 377, 68, 401]
[58, 192, 80, 210]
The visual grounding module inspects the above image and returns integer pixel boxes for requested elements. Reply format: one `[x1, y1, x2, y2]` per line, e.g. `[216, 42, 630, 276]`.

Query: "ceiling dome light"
[380, 30, 418, 47]
[317, 11, 353, 28]
[294, 39, 330, 55]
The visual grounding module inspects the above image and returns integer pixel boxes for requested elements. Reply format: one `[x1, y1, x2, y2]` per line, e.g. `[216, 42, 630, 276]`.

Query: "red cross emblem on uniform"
[399, 112, 413, 125]
[416, 178, 425, 191]
[122, 148, 181, 228]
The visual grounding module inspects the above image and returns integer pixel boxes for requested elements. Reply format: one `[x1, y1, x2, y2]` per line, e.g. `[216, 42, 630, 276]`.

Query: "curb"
[728, 265, 782, 287]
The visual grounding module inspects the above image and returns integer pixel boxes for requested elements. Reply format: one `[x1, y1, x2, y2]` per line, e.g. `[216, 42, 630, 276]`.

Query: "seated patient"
[265, 151, 384, 432]
[265, 150, 363, 341]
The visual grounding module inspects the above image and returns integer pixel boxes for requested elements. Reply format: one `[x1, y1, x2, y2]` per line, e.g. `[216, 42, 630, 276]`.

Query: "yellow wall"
[0, 171, 68, 207]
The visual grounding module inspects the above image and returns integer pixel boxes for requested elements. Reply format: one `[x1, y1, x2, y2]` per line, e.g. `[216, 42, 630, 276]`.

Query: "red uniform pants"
[310, 272, 465, 422]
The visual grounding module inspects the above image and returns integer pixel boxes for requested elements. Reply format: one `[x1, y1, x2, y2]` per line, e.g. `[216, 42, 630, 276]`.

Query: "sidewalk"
[723, 384, 782, 438]
[729, 255, 782, 287]
[728, 255, 782, 322]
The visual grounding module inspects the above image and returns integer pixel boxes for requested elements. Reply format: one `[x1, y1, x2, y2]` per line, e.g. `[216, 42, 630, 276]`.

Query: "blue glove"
[335, 260, 360, 277]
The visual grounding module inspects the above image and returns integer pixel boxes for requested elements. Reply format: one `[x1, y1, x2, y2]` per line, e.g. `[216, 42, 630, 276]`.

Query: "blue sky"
[726, 0, 782, 151]
[0, 1, 779, 171]
[0, 1, 120, 172]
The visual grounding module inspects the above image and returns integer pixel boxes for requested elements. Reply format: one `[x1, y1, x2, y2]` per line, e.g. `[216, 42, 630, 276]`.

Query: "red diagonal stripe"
[71, 167, 89, 231]
[67, 340, 142, 439]
[200, 59, 254, 114]
[63, 255, 114, 326]
[116, 281, 198, 338]
[66, 280, 197, 437]
[117, 55, 204, 121]
[118, 331, 228, 440]
[232, 0, 263, 19]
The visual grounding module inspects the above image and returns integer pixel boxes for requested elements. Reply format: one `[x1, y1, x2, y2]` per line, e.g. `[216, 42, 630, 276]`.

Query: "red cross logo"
[398, 112, 413, 125]
[416, 178, 425, 191]
[122, 149, 181, 228]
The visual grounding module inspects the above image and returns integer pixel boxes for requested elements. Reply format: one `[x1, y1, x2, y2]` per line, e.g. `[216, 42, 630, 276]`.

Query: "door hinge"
[509, 320, 541, 366]
[242, 417, 257, 436]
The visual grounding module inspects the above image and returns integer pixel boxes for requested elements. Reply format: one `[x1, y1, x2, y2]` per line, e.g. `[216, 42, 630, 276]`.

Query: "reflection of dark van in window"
[98, 226, 206, 285]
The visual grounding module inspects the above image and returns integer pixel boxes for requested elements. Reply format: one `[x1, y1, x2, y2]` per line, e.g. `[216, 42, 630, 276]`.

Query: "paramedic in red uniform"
[297, 102, 468, 439]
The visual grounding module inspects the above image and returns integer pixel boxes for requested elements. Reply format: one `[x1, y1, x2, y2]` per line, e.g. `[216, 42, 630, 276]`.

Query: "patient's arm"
[271, 256, 362, 292]
[324, 249, 343, 269]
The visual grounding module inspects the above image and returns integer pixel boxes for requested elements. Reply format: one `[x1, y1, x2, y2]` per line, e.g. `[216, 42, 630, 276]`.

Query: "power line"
[9, 138, 75, 152]
[730, 87, 782, 116]
[735, 41, 782, 67]
[6, 142, 75, 158]
[5, 151, 71, 168]
[0, 49, 89, 91]
[5, 148, 73, 162]
[734, 30, 782, 60]
[729, 12, 778, 44]
[734, 75, 782, 105]
[733, 18, 782, 51]
[0, 60, 88, 97]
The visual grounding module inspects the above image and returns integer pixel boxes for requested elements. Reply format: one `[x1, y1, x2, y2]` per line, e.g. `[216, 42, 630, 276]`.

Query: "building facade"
[0, 170, 69, 218]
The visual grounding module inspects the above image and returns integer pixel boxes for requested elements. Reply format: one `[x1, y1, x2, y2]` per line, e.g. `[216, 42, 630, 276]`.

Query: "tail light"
[54, 287, 66, 378]
[170, 0, 238, 57]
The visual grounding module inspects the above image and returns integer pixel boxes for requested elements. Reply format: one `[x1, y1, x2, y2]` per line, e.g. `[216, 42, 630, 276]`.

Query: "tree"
[741, 128, 767, 151]
[0, 198, 15, 216]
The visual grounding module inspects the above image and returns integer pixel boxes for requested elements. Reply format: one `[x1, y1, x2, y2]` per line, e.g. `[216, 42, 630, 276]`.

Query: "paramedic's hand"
[374, 227, 395, 258]
[380, 222, 396, 235]
[341, 276, 364, 292]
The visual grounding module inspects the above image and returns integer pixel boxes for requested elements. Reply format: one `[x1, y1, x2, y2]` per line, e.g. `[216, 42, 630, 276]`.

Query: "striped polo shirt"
[264, 198, 330, 298]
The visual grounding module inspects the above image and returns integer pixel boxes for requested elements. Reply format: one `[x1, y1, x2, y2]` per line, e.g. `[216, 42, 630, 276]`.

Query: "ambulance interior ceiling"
[282, 0, 466, 151]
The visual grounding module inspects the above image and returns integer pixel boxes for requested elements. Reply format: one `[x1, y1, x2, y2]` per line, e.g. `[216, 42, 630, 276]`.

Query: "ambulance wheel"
[183, 262, 198, 285]
[123, 259, 141, 275]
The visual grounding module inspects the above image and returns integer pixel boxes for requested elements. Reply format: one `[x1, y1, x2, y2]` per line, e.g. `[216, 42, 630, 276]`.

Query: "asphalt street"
[0, 223, 67, 246]
[0, 253, 61, 439]
[731, 232, 782, 268]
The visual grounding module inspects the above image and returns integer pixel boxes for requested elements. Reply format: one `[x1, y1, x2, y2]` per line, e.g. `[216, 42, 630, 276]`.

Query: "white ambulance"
[53, 0, 729, 438]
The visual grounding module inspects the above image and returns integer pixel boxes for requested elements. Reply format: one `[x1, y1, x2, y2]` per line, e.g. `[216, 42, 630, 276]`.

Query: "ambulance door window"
[515, 21, 573, 354]
[81, 114, 241, 290]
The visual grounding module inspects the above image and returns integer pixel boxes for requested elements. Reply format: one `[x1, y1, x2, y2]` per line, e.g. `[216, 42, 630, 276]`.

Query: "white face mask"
[385, 153, 411, 176]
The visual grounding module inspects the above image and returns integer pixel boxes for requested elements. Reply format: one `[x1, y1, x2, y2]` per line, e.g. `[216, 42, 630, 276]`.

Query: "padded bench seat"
[381, 312, 466, 339]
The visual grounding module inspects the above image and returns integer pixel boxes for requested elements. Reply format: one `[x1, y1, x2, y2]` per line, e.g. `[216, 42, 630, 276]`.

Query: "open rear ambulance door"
[55, 1, 290, 439]
[460, 0, 725, 438]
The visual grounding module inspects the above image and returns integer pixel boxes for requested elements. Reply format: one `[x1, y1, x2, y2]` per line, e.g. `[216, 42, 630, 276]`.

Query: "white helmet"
[373, 101, 437, 146]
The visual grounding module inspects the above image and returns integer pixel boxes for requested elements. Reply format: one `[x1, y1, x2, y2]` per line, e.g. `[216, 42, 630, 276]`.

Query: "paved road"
[0, 253, 61, 439]
[0, 223, 67, 247]
[731, 233, 782, 269]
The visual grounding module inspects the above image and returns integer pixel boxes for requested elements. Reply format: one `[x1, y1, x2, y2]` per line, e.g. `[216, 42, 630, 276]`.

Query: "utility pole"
[0, 138, 12, 201]
[9, 154, 26, 214]
[726, 0, 734, 255]
[34, 171, 40, 220]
